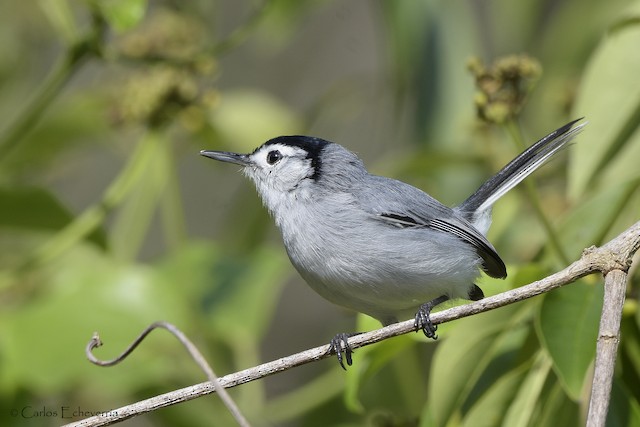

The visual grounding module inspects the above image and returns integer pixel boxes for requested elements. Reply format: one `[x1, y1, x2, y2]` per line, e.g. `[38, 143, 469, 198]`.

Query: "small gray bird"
[201, 119, 584, 368]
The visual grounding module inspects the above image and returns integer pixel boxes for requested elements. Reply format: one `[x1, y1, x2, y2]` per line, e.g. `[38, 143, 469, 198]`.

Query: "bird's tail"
[456, 119, 585, 233]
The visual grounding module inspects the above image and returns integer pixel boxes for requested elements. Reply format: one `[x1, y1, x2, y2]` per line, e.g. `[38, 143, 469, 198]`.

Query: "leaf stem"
[110, 131, 164, 261]
[0, 14, 104, 161]
[160, 144, 187, 251]
[19, 133, 155, 270]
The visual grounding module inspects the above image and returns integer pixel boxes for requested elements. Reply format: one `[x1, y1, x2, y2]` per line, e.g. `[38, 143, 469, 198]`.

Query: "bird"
[200, 119, 584, 368]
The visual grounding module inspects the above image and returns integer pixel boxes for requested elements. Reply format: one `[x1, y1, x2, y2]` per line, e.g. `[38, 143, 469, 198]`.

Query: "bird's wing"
[358, 176, 507, 279]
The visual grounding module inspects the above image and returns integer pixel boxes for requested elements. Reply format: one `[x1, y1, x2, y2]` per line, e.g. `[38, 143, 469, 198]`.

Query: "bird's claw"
[414, 303, 438, 339]
[414, 295, 449, 339]
[327, 333, 354, 369]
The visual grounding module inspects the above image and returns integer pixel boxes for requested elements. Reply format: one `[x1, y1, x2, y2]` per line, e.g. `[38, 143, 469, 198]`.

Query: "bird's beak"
[200, 150, 251, 166]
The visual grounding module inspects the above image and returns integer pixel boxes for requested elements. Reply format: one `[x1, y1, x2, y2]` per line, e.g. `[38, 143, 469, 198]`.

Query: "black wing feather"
[378, 213, 507, 279]
[428, 219, 506, 278]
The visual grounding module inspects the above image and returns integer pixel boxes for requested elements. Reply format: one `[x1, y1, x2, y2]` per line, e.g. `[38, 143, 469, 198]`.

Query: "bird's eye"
[266, 150, 282, 165]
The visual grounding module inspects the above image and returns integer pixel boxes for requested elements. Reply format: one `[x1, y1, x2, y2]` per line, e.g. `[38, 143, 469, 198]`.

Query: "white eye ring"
[266, 150, 283, 165]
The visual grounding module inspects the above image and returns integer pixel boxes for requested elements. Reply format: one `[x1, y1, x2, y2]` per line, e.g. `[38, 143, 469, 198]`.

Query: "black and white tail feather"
[456, 118, 585, 235]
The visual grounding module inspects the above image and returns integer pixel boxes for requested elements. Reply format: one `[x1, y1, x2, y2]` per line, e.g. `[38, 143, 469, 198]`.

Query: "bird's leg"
[327, 332, 362, 369]
[414, 295, 450, 339]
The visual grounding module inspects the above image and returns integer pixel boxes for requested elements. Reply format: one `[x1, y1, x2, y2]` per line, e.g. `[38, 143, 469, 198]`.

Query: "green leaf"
[0, 186, 106, 248]
[607, 379, 640, 427]
[461, 365, 527, 427]
[264, 368, 345, 424]
[343, 314, 382, 413]
[92, 0, 148, 32]
[502, 351, 552, 427]
[536, 382, 580, 427]
[537, 280, 603, 399]
[569, 5, 640, 199]
[344, 313, 426, 416]
[424, 302, 530, 426]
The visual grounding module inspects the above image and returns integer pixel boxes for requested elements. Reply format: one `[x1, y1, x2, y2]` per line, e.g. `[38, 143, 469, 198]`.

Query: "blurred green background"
[1, 0, 639, 426]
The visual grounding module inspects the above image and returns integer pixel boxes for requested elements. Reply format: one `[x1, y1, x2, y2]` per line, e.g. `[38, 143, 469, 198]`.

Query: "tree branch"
[63, 220, 640, 427]
[587, 269, 628, 427]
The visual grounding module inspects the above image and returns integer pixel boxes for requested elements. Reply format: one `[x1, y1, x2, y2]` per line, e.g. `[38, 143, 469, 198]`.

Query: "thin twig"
[63, 220, 640, 427]
[86, 321, 251, 427]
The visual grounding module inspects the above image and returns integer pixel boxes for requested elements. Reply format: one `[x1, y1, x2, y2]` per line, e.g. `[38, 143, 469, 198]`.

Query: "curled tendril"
[86, 321, 251, 427]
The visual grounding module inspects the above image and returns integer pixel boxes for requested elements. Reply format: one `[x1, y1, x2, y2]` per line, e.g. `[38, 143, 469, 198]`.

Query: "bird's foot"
[327, 332, 361, 369]
[414, 304, 438, 339]
[414, 295, 450, 339]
